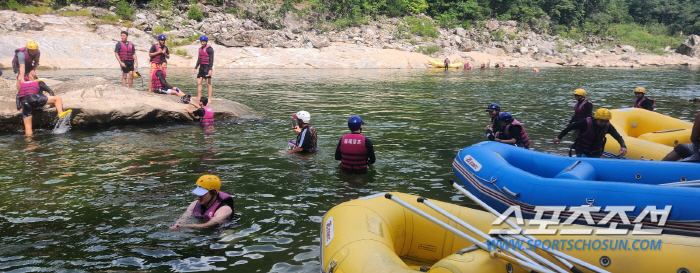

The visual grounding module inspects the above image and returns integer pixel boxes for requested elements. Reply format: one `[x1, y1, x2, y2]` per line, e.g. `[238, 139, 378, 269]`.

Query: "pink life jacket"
[339, 133, 368, 169]
[202, 106, 214, 124]
[198, 45, 211, 65]
[151, 68, 166, 91]
[193, 191, 234, 221]
[118, 41, 134, 61]
[634, 96, 655, 111]
[12, 47, 40, 69]
[504, 119, 530, 149]
[150, 43, 168, 64]
[18, 81, 40, 98]
[573, 99, 592, 122]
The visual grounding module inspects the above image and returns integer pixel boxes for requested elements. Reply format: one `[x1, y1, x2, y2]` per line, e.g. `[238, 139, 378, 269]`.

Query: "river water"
[1, 67, 699, 272]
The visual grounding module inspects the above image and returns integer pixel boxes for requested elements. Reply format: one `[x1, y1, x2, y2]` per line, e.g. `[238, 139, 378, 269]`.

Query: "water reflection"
[0, 67, 699, 272]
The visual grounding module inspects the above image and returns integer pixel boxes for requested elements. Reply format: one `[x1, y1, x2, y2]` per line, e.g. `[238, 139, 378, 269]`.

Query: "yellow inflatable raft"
[428, 59, 463, 68]
[321, 192, 700, 273]
[604, 108, 693, 160]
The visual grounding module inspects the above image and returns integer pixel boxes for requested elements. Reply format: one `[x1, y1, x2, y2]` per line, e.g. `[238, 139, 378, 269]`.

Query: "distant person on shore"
[12, 41, 41, 91]
[151, 65, 191, 103]
[284, 110, 318, 154]
[533, 68, 539, 72]
[16, 76, 71, 136]
[443, 57, 450, 71]
[335, 116, 376, 174]
[554, 108, 627, 158]
[114, 31, 138, 88]
[494, 112, 530, 149]
[485, 103, 503, 141]
[568, 88, 592, 126]
[633, 87, 655, 111]
[148, 35, 170, 93]
[194, 36, 214, 102]
[663, 111, 700, 162]
[480, 63, 486, 70]
[170, 175, 234, 230]
[183, 97, 214, 125]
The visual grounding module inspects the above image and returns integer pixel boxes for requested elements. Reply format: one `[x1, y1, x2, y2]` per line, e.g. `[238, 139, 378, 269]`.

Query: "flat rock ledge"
[0, 77, 256, 132]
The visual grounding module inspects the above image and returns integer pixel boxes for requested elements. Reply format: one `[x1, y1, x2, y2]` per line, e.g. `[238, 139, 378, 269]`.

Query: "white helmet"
[293, 111, 310, 123]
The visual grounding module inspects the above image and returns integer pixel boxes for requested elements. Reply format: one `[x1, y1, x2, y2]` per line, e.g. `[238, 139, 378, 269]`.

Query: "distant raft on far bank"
[428, 59, 463, 68]
[604, 108, 692, 160]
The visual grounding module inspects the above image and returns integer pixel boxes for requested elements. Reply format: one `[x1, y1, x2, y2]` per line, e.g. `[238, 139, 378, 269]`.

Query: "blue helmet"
[486, 103, 500, 111]
[200, 35, 208, 41]
[348, 115, 364, 131]
[498, 112, 513, 122]
[158, 35, 166, 40]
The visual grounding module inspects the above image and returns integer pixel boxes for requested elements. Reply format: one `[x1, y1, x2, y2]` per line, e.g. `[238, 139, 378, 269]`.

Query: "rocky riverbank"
[1, 7, 699, 70]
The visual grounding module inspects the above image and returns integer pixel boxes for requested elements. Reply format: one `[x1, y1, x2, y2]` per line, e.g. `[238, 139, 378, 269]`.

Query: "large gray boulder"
[679, 35, 700, 58]
[0, 77, 255, 132]
[215, 31, 265, 47]
[0, 11, 44, 32]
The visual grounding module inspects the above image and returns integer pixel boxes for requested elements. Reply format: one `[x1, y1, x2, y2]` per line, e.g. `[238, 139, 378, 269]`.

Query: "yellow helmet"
[594, 108, 612, 120]
[573, 88, 587, 97]
[132, 71, 141, 79]
[192, 175, 221, 195]
[634, 87, 646, 94]
[26, 41, 38, 50]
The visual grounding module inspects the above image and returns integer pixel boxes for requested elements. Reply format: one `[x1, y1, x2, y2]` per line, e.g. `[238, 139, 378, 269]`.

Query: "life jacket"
[634, 96, 655, 111]
[193, 191, 234, 222]
[151, 68, 166, 91]
[491, 115, 499, 128]
[198, 45, 211, 65]
[504, 119, 530, 148]
[118, 41, 134, 61]
[573, 99, 592, 122]
[575, 117, 609, 155]
[201, 106, 214, 124]
[296, 125, 318, 153]
[150, 43, 168, 64]
[444, 58, 450, 64]
[339, 133, 368, 169]
[18, 81, 40, 98]
[12, 47, 40, 68]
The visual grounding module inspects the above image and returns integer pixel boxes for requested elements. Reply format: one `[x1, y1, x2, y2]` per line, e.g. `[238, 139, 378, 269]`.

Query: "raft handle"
[566, 161, 581, 171]
[502, 186, 520, 198]
[327, 260, 337, 273]
[677, 268, 690, 273]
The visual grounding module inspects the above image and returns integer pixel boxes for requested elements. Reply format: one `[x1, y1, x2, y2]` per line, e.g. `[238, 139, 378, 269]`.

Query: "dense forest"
[6, 0, 699, 38]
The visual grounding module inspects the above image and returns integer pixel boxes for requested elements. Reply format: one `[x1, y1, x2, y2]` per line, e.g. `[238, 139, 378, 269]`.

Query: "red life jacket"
[151, 68, 166, 91]
[573, 99, 592, 122]
[150, 43, 168, 64]
[202, 106, 214, 124]
[18, 81, 40, 98]
[198, 45, 211, 65]
[12, 47, 40, 68]
[118, 41, 134, 61]
[339, 133, 368, 169]
[193, 191, 234, 221]
[504, 119, 530, 148]
[634, 96, 655, 111]
[575, 117, 609, 155]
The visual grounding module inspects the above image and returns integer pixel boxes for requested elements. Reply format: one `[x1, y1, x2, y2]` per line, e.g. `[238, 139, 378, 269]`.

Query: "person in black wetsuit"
[554, 108, 627, 158]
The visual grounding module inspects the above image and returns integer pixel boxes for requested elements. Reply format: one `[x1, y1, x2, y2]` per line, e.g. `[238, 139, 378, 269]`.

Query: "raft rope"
[450, 179, 611, 273]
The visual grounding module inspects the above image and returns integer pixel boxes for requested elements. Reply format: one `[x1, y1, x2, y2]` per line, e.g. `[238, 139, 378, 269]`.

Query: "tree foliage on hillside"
[4, 0, 699, 35]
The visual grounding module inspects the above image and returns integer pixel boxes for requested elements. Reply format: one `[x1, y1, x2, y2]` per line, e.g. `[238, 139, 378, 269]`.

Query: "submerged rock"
[0, 77, 256, 132]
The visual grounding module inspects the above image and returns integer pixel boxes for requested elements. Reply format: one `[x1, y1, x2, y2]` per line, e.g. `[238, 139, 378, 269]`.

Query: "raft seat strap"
[502, 186, 520, 198]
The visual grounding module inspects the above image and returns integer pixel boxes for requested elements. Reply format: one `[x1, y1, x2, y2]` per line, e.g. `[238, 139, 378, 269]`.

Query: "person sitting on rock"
[663, 111, 700, 162]
[151, 65, 191, 103]
[633, 87, 655, 111]
[183, 97, 214, 125]
[148, 35, 170, 93]
[16, 76, 71, 136]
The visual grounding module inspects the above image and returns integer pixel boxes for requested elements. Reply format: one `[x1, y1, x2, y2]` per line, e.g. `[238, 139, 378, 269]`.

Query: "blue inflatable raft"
[453, 141, 700, 236]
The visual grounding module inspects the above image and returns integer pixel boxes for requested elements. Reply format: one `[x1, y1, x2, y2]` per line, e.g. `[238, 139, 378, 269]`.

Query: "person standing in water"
[183, 97, 214, 125]
[633, 87, 655, 111]
[335, 116, 376, 174]
[170, 175, 234, 229]
[285, 110, 317, 154]
[443, 57, 450, 71]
